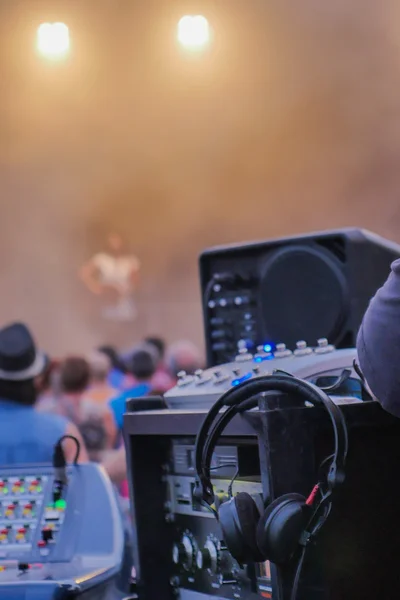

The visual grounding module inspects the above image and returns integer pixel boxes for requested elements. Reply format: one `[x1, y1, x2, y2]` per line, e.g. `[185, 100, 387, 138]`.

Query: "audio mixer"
[166, 441, 272, 600]
[0, 463, 125, 599]
[165, 344, 361, 409]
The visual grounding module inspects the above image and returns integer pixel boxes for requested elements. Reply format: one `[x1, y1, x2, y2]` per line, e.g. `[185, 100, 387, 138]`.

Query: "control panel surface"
[0, 463, 124, 598]
[165, 345, 360, 408]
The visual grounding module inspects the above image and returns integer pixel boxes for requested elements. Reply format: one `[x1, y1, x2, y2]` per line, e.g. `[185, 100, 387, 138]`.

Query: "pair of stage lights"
[36, 15, 210, 60]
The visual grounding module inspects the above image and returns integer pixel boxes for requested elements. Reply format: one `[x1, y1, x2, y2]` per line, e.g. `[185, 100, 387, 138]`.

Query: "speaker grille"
[259, 246, 348, 347]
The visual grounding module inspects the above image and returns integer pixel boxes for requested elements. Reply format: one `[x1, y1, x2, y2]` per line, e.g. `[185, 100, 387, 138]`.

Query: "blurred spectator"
[166, 340, 203, 379]
[0, 322, 88, 464]
[36, 359, 61, 412]
[144, 335, 174, 393]
[144, 336, 166, 361]
[109, 344, 157, 432]
[86, 351, 118, 405]
[102, 445, 127, 484]
[58, 357, 117, 460]
[98, 345, 126, 390]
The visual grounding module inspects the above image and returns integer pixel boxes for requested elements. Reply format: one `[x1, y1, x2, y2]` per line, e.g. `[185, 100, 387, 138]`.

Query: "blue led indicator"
[253, 354, 274, 363]
[263, 344, 272, 352]
[231, 372, 253, 386]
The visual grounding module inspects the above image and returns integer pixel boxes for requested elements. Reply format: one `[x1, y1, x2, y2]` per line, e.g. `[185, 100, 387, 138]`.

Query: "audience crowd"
[0, 322, 204, 508]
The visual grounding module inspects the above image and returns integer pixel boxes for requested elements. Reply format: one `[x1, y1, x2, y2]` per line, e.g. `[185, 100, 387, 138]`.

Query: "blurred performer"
[80, 233, 140, 321]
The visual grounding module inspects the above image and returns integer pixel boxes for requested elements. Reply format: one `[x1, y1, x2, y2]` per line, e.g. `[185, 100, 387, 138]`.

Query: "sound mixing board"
[0, 463, 125, 599]
[165, 344, 360, 409]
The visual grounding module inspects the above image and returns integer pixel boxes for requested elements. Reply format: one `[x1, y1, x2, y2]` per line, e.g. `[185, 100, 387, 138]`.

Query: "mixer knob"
[235, 346, 253, 362]
[197, 538, 219, 573]
[253, 366, 260, 375]
[172, 533, 196, 571]
[273, 343, 292, 358]
[197, 537, 231, 576]
[232, 368, 241, 376]
[177, 371, 186, 379]
[194, 369, 203, 378]
[213, 370, 222, 378]
[315, 338, 335, 354]
[293, 340, 313, 356]
[256, 345, 265, 353]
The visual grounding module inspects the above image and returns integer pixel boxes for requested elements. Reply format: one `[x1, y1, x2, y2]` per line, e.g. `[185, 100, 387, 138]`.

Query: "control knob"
[293, 340, 313, 356]
[273, 343, 292, 358]
[172, 533, 196, 571]
[196, 537, 231, 576]
[235, 347, 253, 362]
[314, 338, 335, 354]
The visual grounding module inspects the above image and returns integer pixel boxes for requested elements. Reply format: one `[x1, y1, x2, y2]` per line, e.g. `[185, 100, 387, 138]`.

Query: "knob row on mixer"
[172, 532, 231, 576]
[176, 338, 335, 387]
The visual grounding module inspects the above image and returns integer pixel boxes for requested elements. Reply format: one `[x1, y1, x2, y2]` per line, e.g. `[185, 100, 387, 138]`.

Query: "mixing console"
[0, 463, 126, 599]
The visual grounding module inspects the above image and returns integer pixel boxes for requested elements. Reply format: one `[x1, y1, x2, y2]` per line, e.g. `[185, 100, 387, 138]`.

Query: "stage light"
[36, 22, 70, 59]
[177, 15, 210, 49]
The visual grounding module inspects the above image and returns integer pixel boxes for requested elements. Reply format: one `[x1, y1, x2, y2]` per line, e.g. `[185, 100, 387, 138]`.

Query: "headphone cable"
[290, 545, 307, 600]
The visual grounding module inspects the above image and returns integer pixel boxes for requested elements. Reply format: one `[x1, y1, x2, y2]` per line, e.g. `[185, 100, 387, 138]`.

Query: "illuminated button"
[37, 540, 47, 548]
[22, 502, 33, 517]
[5, 504, 15, 518]
[0, 565, 5, 572]
[15, 533, 25, 542]
[55, 499, 66, 511]
[18, 528, 26, 534]
[0, 483, 9, 495]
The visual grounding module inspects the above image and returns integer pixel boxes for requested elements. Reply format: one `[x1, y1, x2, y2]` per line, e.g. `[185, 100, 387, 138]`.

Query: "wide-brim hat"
[0, 322, 47, 381]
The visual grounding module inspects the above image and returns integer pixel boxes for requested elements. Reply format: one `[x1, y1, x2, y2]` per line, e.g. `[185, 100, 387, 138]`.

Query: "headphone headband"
[195, 374, 348, 505]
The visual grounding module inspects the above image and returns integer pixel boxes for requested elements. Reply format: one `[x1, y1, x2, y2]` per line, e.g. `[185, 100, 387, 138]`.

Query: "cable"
[209, 463, 237, 471]
[52, 435, 80, 505]
[53, 434, 81, 465]
[290, 545, 307, 600]
[227, 467, 239, 498]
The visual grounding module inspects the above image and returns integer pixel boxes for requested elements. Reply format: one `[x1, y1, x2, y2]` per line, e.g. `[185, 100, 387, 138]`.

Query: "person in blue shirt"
[108, 344, 156, 433]
[0, 322, 88, 465]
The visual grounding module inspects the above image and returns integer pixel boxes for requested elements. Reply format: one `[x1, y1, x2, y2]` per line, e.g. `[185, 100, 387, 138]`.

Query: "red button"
[7, 505, 14, 511]
[0, 483, 4, 488]
[37, 540, 46, 547]
[0, 529, 8, 535]
[18, 528, 26, 534]
[14, 481, 21, 487]
[31, 480, 38, 486]
[25, 504, 32, 510]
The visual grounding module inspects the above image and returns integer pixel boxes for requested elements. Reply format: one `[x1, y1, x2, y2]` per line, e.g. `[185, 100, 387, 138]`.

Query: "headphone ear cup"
[219, 492, 264, 564]
[256, 493, 308, 564]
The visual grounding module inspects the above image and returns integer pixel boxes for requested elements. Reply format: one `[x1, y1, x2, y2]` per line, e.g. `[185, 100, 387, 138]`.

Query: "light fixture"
[177, 15, 210, 49]
[37, 22, 70, 59]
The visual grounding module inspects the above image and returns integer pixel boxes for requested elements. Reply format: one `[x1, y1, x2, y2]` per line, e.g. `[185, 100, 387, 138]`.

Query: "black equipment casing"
[125, 397, 400, 600]
[199, 228, 400, 366]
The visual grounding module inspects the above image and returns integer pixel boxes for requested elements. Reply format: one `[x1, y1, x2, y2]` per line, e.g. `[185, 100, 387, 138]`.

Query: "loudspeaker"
[199, 228, 400, 366]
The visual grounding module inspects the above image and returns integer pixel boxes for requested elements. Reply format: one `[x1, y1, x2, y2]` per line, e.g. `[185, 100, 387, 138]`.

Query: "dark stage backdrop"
[0, 0, 399, 355]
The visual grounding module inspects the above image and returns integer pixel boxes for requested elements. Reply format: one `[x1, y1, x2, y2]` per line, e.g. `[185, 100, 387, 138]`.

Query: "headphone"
[194, 373, 348, 566]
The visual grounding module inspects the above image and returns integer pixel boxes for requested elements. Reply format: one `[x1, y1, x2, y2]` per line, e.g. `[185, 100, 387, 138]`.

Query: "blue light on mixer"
[263, 344, 272, 352]
[231, 372, 252, 386]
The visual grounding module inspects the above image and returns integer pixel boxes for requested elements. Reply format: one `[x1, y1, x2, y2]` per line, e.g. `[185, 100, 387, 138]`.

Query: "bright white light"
[177, 15, 210, 49]
[37, 22, 70, 59]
